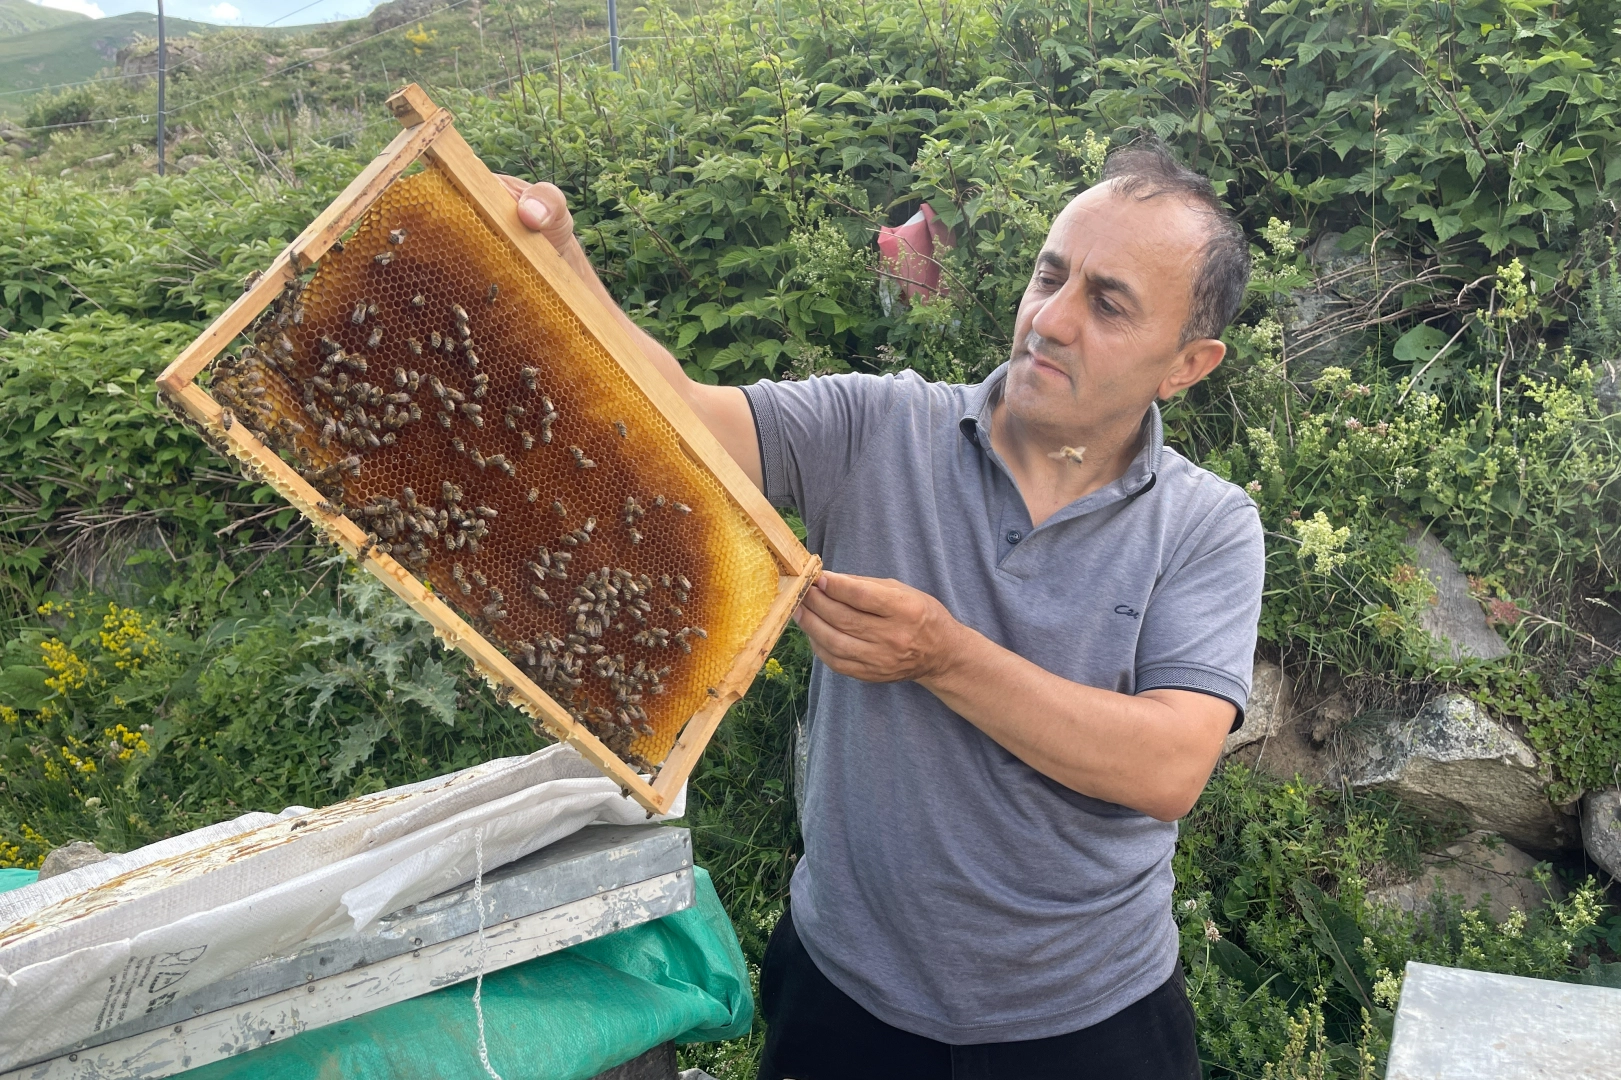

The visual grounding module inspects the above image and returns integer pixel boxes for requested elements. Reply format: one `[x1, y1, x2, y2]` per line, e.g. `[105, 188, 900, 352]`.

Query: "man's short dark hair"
[1099, 137, 1251, 344]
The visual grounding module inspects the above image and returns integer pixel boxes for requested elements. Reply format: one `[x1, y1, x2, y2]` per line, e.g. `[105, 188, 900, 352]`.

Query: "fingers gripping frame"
[157, 85, 820, 814]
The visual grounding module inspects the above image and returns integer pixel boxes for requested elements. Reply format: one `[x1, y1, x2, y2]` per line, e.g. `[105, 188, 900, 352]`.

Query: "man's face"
[1004, 182, 1213, 434]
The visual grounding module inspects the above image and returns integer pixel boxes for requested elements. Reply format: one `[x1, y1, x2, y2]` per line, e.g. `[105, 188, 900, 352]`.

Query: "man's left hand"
[794, 572, 961, 684]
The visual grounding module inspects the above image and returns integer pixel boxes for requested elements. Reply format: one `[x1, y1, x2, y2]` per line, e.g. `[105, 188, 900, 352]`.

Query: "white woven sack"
[0, 744, 679, 1070]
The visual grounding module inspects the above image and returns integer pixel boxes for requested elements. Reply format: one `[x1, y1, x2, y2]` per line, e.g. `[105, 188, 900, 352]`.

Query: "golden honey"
[209, 163, 780, 768]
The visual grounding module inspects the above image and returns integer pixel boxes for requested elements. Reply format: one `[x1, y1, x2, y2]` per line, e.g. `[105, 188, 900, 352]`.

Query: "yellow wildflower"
[40, 639, 89, 695]
[99, 604, 158, 671]
[103, 723, 151, 763]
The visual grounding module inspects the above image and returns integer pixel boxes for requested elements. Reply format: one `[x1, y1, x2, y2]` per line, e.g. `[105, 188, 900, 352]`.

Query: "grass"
[0, 12, 212, 106]
[0, 0, 87, 39]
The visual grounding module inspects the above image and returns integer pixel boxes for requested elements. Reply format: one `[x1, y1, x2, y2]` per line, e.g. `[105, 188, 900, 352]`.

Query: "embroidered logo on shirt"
[1114, 605, 1141, 619]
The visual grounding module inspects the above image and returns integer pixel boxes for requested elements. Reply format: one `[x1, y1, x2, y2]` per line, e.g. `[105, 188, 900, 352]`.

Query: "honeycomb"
[207, 163, 781, 768]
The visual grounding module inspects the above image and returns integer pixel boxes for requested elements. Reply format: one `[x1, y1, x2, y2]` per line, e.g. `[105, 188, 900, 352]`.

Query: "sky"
[28, 0, 377, 26]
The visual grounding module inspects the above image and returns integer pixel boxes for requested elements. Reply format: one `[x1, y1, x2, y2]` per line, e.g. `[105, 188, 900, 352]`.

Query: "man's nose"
[1029, 281, 1085, 347]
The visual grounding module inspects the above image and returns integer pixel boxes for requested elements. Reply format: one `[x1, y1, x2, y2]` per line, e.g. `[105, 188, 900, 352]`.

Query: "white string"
[472, 828, 505, 1080]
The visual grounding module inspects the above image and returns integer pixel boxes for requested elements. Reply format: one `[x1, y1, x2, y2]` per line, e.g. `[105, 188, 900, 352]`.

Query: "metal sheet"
[1387, 961, 1621, 1079]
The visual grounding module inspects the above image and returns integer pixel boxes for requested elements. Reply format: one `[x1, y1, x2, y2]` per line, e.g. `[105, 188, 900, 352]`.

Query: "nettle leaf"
[396, 660, 459, 727]
[326, 716, 391, 781]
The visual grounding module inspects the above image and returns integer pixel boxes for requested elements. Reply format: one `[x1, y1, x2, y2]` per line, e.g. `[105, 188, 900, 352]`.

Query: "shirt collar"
[959, 362, 1164, 496]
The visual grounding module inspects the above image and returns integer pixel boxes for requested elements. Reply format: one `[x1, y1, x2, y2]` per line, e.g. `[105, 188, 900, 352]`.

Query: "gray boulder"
[1338, 694, 1572, 850]
[1594, 359, 1621, 414]
[1368, 831, 1564, 921]
[1410, 530, 1509, 662]
[1222, 660, 1289, 756]
[37, 841, 107, 881]
[1580, 789, 1621, 880]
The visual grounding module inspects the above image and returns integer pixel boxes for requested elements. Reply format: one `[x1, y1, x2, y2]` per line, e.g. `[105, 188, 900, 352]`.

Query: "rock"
[299, 47, 329, 59]
[370, 0, 439, 32]
[81, 152, 117, 167]
[37, 841, 107, 880]
[1309, 693, 1351, 747]
[1368, 831, 1564, 921]
[175, 154, 210, 172]
[116, 36, 204, 81]
[1409, 530, 1509, 662]
[1594, 359, 1621, 413]
[1282, 232, 1416, 382]
[1222, 660, 1290, 755]
[1580, 789, 1621, 880]
[49, 518, 168, 601]
[1338, 694, 1572, 850]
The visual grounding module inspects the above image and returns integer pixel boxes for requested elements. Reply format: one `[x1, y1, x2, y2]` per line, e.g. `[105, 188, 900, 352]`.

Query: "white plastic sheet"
[0, 744, 679, 1070]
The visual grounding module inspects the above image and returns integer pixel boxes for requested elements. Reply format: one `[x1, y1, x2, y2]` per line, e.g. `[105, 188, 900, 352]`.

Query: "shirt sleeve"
[1134, 497, 1265, 727]
[741, 373, 902, 528]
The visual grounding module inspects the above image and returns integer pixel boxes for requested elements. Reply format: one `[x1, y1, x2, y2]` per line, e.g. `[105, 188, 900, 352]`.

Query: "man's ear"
[1158, 338, 1227, 400]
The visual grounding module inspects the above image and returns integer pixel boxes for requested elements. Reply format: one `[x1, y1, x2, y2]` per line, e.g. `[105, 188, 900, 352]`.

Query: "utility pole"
[156, 0, 166, 176]
[607, 0, 618, 72]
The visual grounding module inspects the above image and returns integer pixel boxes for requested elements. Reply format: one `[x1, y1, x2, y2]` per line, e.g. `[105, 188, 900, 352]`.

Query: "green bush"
[2, 0, 1620, 1075]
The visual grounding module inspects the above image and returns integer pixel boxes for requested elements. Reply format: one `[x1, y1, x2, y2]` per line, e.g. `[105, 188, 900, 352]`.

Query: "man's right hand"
[496, 175, 764, 492]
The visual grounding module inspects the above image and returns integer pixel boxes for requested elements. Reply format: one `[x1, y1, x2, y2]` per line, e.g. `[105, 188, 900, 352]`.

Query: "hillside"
[0, 0, 86, 38]
[0, 11, 209, 101]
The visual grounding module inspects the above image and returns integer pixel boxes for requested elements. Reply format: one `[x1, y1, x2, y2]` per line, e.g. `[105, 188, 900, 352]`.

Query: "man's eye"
[1095, 295, 1118, 315]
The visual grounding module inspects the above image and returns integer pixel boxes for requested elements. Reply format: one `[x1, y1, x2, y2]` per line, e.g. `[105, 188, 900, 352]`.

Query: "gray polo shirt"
[742, 363, 1264, 1043]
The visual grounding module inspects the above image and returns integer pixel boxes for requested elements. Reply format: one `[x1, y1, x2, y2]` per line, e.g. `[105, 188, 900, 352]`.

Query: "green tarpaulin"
[0, 863, 751, 1079]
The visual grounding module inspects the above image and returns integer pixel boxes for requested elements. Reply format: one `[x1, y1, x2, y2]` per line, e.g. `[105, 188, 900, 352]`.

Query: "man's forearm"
[917, 622, 1230, 821]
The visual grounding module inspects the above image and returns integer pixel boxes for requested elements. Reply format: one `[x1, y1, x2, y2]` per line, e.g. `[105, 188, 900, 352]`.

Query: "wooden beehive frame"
[157, 84, 820, 814]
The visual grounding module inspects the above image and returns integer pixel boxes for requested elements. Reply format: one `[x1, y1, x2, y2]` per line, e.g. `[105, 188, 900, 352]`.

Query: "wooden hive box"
[156, 84, 819, 814]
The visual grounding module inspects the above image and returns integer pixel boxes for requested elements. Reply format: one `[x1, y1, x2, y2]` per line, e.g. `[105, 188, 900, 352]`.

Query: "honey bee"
[374, 251, 393, 266]
[487, 283, 499, 302]
[411, 294, 425, 308]
[220, 407, 234, 431]
[367, 326, 384, 348]
[351, 303, 367, 326]
[552, 500, 567, 518]
[389, 229, 408, 245]
[520, 367, 538, 390]
[527, 487, 540, 502]
[614, 421, 628, 438]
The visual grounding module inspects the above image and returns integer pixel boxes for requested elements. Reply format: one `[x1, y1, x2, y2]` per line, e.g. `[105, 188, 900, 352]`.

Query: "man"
[503, 138, 1263, 1079]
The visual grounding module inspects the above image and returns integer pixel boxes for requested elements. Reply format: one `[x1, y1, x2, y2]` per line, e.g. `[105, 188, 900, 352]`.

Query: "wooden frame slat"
[155, 85, 819, 814]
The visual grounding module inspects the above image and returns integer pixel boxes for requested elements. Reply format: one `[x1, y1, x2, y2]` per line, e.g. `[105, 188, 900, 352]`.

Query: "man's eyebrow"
[1035, 250, 1067, 273]
[1085, 271, 1141, 310]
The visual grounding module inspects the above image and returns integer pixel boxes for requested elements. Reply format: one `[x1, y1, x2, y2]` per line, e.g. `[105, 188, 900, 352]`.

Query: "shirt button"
[1006, 530, 1022, 545]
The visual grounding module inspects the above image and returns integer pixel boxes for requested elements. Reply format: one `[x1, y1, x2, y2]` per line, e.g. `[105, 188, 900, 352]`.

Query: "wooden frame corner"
[157, 85, 817, 815]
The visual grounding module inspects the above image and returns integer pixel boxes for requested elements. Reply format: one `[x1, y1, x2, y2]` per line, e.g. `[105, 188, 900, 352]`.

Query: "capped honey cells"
[207, 163, 781, 768]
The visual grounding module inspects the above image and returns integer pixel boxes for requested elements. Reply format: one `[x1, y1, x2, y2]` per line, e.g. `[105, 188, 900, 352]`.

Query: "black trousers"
[757, 906, 1201, 1080]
